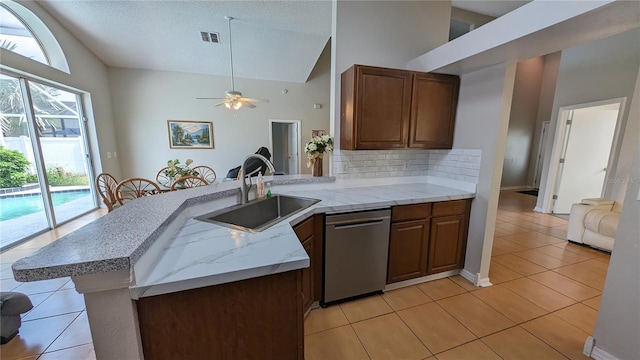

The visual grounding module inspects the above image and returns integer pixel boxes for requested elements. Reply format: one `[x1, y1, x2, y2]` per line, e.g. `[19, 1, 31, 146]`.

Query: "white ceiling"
[451, 0, 531, 17]
[37, 0, 332, 83]
[36, 1, 527, 84]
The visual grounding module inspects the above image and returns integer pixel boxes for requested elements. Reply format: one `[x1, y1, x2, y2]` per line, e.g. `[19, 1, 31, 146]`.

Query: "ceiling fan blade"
[213, 100, 227, 107]
[241, 97, 269, 103]
[196, 97, 226, 100]
[243, 101, 256, 108]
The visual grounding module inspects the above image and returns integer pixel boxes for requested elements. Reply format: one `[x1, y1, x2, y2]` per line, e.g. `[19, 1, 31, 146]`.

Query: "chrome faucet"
[239, 154, 276, 204]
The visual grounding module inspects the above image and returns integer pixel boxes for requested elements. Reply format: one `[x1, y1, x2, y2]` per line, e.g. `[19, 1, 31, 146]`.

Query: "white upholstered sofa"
[567, 198, 622, 252]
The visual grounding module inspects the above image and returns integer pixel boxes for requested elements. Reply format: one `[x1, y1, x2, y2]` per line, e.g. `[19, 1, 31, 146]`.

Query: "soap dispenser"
[256, 172, 265, 199]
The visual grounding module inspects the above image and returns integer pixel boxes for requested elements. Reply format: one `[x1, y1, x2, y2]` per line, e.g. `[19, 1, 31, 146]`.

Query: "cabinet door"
[427, 214, 465, 274]
[409, 73, 460, 149]
[301, 237, 314, 312]
[388, 219, 429, 283]
[353, 66, 412, 149]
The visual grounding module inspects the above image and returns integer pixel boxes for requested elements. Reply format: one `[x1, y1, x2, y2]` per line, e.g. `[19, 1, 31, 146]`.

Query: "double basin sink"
[195, 195, 320, 232]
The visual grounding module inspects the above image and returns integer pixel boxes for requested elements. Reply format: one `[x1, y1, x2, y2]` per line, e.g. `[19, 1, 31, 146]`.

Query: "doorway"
[269, 120, 300, 175]
[550, 99, 623, 214]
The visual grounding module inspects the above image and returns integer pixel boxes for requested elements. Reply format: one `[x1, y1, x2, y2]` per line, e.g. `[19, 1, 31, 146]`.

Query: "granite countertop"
[13, 175, 476, 298]
[11, 175, 335, 282]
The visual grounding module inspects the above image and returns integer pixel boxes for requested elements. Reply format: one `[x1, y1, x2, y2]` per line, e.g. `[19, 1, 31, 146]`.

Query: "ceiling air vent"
[200, 31, 220, 44]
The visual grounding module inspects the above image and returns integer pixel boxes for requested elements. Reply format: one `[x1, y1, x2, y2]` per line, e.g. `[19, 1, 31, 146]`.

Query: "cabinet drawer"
[392, 203, 431, 222]
[432, 200, 467, 217]
[293, 217, 314, 241]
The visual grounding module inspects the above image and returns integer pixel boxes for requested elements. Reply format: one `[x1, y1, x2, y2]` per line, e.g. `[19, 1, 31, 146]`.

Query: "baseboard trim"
[583, 336, 620, 360]
[383, 270, 460, 291]
[591, 346, 620, 360]
[460, 269, 492, 287]
[500, 186, 534, 191]
[533, 206, 546, 213]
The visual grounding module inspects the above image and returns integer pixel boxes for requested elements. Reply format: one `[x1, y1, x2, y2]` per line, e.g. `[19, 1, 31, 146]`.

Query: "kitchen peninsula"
[12, 175, 475, 359]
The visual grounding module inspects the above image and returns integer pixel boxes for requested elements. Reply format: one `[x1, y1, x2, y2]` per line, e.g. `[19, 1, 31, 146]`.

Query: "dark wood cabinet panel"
[409, 73, 460, 149]
[137, 270, 303, 360]
[432, 199, 467, 217]
[341, 65, 412, 150]
[294, 215, 323, 313]
[391, 203, 431, 222]
[387, 219, 429, 283]
[301, 237, 314, 311]
[427, 214, 466, 274]
[341, 64, 459, 150]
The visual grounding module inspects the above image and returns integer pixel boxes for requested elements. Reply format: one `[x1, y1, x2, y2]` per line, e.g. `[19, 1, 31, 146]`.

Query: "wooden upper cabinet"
[341, 65, 412, 150]
[409, 73, 460, 149]
[341, 64, 459, 150]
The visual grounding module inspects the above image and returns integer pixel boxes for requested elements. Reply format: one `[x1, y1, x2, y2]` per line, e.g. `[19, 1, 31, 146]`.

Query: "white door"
[287, 123, 299, 174]
[553, 104, 619, 213]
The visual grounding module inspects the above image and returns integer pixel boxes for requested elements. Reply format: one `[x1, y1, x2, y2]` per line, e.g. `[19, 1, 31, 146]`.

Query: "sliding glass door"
[0, 73, 97, 250]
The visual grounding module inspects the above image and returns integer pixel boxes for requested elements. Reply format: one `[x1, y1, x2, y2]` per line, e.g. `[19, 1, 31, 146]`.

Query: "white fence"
[3, 136, 88, 174]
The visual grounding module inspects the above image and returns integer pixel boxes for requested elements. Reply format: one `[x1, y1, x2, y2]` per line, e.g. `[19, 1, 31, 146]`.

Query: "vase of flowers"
[305, 135, 333, 177]
[164, 159, 198, 185]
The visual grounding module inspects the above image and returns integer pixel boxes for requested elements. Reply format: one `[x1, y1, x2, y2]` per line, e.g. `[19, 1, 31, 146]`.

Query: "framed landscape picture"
[167, 120, 214, 149]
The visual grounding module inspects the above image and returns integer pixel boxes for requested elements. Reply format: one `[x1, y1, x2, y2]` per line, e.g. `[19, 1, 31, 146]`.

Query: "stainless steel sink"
[195, 195, 320, 232]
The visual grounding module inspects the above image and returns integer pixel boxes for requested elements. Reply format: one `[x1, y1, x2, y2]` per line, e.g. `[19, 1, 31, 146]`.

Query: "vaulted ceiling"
[35, 1, 528, 83]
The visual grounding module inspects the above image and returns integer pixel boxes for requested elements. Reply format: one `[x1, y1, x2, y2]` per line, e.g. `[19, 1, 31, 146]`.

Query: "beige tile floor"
[0, 191, 610, 359]
[305, 191, 609, 360]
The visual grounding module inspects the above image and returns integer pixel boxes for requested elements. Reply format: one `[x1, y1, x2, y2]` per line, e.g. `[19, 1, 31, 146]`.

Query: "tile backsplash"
[332, 149, 481, 183]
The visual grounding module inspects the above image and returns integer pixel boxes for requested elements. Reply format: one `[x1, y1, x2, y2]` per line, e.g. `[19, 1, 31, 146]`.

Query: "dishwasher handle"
[331, 218, 387, 230]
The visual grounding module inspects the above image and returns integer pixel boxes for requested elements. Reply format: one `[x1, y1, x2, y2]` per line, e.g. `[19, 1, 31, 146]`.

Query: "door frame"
[268, 119, 301, 175]
[541, 97, 626, 213]
[532, 121, 549, 189]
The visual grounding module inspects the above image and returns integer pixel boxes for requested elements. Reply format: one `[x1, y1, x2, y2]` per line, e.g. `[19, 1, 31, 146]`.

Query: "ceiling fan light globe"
[224, 102, 232, 109]
[233, 101, 243, 110]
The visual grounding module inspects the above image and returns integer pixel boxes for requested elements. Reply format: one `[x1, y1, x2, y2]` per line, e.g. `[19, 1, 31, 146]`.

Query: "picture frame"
[311, 129, 326, 138]
[167, 120, 214, 149]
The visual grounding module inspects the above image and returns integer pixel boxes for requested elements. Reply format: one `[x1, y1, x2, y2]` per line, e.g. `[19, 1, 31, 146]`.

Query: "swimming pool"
[0, 190, 91, 221]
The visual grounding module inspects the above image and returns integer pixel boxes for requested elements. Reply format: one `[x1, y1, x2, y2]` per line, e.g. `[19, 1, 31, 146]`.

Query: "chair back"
[156, 167, 171, 187]
[115, 178, 162, 205]
[191, 165, 217, 183]
[170, 175, 209, 191]
[95, 173, 119, 212]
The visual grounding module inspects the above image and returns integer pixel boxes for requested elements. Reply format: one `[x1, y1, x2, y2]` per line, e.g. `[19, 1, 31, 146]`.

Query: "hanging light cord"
[226, 16, 235, 92]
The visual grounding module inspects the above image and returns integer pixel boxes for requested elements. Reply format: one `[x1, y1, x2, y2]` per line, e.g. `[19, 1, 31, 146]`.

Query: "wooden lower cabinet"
[387, 199, 471, 282]
[301, 237, 314, 311]
[387, 219, 429, 283]
[427, 214, 467, 274]
[136, 270, 304, 360]
[293, 215, 323, 313]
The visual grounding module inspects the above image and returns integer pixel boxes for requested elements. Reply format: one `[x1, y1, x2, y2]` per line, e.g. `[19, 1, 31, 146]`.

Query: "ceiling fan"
[196, 16, 269, 110]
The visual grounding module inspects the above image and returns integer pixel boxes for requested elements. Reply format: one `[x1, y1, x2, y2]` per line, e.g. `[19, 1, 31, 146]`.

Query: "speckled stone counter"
[12, 175, 475, 298]
[11, 175, 335, 282]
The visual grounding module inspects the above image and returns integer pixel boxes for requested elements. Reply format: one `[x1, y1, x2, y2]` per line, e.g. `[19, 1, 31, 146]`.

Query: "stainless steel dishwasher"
[322, 209, 391, 305]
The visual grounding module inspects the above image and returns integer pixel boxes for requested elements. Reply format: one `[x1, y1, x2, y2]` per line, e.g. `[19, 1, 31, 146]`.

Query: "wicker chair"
[95, 173, 119, 212]
[191, 165, 217, 183]
[115, 178, 162, 205]
[155, 167, 172, 188]
[170, 175, 209, 191]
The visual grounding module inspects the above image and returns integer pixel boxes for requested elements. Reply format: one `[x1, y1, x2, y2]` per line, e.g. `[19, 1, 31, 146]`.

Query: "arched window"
[0, 1, 70, 73]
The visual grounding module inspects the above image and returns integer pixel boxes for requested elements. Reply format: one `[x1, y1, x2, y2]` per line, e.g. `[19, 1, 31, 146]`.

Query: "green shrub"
[46, 167, 89, 186]
[0, 146, 31, 188]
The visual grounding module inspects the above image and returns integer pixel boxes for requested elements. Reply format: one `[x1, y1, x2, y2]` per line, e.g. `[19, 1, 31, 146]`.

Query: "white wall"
[537, 28, 640, 212]
[501, 57, 544, 188]
[109, 41, 331, 180]
[526, 52, 561, 186]
[591, 67, 640, 360]
[332, 0, 451, 152]
[1, 1, 121, 179]
[453, 63, 516, 283]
